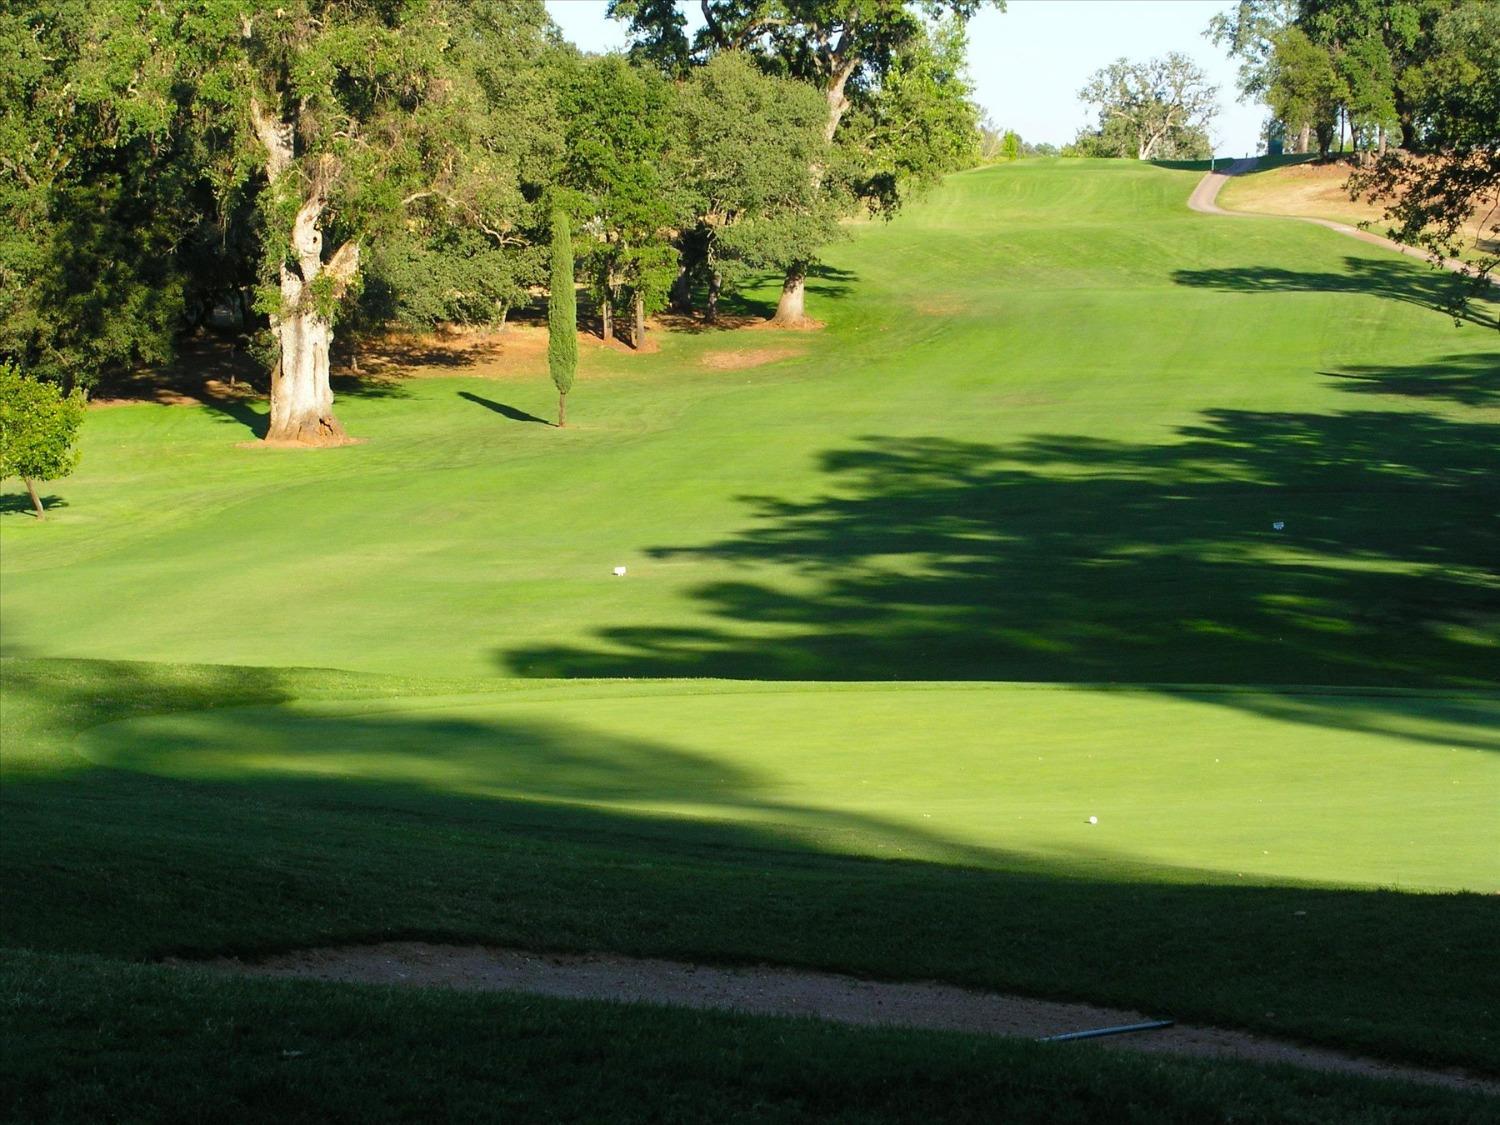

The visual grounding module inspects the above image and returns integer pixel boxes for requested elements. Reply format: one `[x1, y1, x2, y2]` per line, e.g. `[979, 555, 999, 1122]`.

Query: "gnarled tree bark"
[251, 99, 359, 445]
[706, 270, 722, 323]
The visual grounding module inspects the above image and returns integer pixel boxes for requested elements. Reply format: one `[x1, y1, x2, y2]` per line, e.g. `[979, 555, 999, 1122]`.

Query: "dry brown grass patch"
[700, 346, 804, 371]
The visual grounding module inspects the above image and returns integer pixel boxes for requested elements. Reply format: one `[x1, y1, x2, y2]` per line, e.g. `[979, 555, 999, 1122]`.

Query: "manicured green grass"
[2, 159, 1498, 1106]
[6, 949, 1496, 1125]
[2, 161, 1494, 687]
[4, 658, 1497, 1075]
[76, 679, 1499, 892]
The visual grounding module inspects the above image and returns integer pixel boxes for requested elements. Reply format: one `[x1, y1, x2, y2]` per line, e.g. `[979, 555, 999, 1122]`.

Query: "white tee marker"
[612, 566, 627, 577]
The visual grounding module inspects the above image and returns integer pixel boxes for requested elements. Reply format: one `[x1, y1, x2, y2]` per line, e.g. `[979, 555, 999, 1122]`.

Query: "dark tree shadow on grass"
[502, 407, 1500, 741]
[3, 656, 1497, 1073]
[96, 335, 414, 439]
[1172, 256, 1498, 327]
[457, 391, 553, 425]
[0, 493, 65, 517]
[1322, 353, 1500, 408]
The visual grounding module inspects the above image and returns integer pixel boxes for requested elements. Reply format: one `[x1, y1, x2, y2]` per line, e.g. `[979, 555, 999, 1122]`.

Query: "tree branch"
[248, 96, 293, 182]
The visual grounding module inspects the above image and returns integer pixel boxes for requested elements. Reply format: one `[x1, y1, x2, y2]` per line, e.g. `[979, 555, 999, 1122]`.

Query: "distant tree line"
[0, 0, 995, 445]
[977, 116, 1058, 161]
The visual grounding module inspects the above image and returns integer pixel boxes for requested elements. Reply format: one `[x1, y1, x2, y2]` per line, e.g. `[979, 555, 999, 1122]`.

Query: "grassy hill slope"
[2, 160, 1497, 1092]
[3, 160, 1495, 686]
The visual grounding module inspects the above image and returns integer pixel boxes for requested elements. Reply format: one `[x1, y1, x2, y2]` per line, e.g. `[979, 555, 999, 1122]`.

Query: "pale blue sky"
[543, 0, 1266, 157]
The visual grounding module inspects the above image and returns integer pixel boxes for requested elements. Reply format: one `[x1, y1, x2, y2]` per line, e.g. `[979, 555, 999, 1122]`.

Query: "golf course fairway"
[3, 159, 1498, 1101]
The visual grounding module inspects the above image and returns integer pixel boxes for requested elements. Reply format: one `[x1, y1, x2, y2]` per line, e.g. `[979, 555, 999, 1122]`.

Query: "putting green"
[77, 681, 1499, 892]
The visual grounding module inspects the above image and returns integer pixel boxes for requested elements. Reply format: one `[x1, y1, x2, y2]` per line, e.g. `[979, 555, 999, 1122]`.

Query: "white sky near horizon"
[544, 0, 1267, 157]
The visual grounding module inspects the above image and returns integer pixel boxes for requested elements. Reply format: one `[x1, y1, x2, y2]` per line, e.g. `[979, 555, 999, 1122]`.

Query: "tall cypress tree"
[547, 207, 578, 427]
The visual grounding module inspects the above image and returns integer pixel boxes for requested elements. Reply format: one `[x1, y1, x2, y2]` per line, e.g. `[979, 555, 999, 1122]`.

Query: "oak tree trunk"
[1297, 123, 1311, 155]
[250, 101, 357, 447]
[267, 308, 346, 443]
[706, 271, 722, 323]
[772, 264, 808, 326]
[670, 264, 692, 312]
[558, 391, 567, 428]
[633, 291, 646, 349]
[24, 477, 43, 519]
[601, 293, 613, 342]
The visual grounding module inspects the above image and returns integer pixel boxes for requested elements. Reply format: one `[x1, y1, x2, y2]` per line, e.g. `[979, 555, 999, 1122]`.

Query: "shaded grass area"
[508, 408, 1499, 688]
[7, 951, 1494, 1125]
[75, 681, 1500, 891]
[4, 659, 1497, 1074]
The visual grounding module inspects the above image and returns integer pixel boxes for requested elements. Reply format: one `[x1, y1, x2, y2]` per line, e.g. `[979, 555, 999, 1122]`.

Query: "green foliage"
[981, 118, 1057, 161]
[1261, 0, 1470, 154]
[1206, 0, 1297, 98]
[1267, 26, 1345, 157]
[613, 0, 1001, 290]
[0, 2, 195, 389]
[2, 0, 559, 398]
[0, 362, 85, 485]
[1347, 0, 1499, 315]
[342, 1, 560, 336]
[1076, 54, 1218, 160]
[558, 54, 684, 322]
[1398, 0, 1500, 149]
[547, 208, 577, 399]
[850, 17, 984, 195]
[360, 230, 543, 332]
[672, 53, 834, 295]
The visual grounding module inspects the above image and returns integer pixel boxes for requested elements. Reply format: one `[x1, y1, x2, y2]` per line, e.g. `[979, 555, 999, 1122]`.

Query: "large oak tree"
[213, 0, 555, 443]
[12, 0, 556, 444]
[613, 0, 997, 325]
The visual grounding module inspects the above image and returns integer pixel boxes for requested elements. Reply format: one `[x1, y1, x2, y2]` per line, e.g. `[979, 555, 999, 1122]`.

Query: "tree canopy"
[0, 0, 999, 444]
[611, 0, 997, 324]
[1074, 55, 1219, 161]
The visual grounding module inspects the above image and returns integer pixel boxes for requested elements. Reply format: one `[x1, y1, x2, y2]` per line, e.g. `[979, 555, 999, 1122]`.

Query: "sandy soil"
[178, 942, 1498, 1096]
